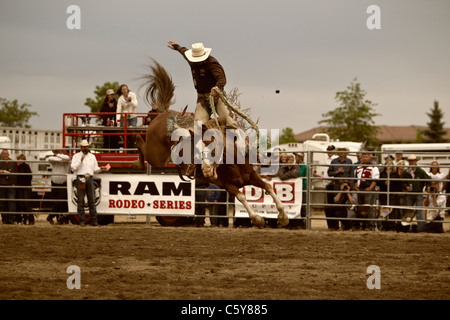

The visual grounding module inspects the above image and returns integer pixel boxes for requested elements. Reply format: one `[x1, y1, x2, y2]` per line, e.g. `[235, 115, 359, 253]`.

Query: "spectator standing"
[216, 186, 229, 228]
[322, 145, 336, 188]
[47, 149, 71, 225]
[71, 140, 106, 226]
[328, 147, 354, 189]
[145, 103, 162, 126]
[0, 149, 17, 224]
[355, 152, 380, 230]
[327, 147, 353, 230]
[395, 160, 412, 232]
[100, 89, 119, 152]
[116, 84, 138, 151]
[401, 154, 430, 232]
[16, 154, 34, 225]
[194, 180, 208, 227]
[323, 145, 337, 230]
[206, 183, 221, 227]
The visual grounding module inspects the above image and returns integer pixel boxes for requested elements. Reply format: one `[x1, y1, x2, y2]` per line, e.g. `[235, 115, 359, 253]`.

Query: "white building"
[0, 126, 67, 160]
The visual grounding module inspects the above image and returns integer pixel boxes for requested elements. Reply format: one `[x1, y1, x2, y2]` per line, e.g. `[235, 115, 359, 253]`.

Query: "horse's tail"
[141, 59, 175, 113]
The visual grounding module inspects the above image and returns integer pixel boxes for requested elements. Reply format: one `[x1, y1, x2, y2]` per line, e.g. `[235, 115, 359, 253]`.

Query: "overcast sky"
[1, 0, 449, 136]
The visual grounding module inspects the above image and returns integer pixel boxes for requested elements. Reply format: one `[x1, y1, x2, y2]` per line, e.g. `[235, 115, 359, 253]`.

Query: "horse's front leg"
[225, 185, 265, 228]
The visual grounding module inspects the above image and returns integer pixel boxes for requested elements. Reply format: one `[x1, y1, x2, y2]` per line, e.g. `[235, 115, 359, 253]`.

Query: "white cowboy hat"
[106, 89, 115, 95]
[184, 43, 212, 62]
[407, 154, 420, 161]
[80, 139, 90, 147]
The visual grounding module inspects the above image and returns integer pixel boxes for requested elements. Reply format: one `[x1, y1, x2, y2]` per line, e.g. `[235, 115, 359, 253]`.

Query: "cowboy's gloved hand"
[210, 86, 219, 97]
[167, 41, 179, 50]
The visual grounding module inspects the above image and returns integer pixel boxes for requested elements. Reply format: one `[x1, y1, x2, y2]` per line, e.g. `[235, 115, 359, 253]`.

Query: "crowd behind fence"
[1, 146, 449, 232]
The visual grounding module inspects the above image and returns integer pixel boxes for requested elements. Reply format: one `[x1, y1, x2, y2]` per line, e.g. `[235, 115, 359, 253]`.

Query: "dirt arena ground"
[1, 214, 449, 301]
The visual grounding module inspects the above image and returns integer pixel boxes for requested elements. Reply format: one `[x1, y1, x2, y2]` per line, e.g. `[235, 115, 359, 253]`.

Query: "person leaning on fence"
[16, 154, 34, 225]
[0, 149, 17, 225]
[47, 149, 71, 225]
[333, 180, 358, 230]
[71, 140, 107, 227]
[401, 154, 431, 233]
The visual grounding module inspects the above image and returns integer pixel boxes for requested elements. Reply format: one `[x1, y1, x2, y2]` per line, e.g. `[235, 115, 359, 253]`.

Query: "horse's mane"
[140, 59, 175, 113]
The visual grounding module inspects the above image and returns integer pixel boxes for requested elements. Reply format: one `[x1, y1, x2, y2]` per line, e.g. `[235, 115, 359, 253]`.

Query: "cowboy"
[71, 140, 107, 226]
[167, 41, 237, 130]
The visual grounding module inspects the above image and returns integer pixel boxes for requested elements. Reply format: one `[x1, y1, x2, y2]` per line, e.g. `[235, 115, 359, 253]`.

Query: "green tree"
[0, 98, 38, 128]
[421, 100, 447, 143]
[84, 81, 120, 113]
[279, 127, 297, 145]
[319, 78, 380, 146]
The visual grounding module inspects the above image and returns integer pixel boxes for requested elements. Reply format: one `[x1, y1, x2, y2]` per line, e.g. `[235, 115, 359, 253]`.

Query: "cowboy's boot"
[216, 100, 238, 129]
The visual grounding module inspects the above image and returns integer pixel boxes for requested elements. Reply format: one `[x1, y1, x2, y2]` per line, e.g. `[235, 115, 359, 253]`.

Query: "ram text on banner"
[67, 174, 195, 215]
[234, 177, 302, 219]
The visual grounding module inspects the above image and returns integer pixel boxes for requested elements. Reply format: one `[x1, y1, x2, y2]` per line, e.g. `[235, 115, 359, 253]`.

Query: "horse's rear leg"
[250, 173, 289, 227]
[135, 135, 146, 170]
[265, 184, 289, 227]
[226, 185, 265, 228]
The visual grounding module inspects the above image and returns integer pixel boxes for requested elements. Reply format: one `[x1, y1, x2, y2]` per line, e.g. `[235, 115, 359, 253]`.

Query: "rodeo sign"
[67, 174, 195, 215]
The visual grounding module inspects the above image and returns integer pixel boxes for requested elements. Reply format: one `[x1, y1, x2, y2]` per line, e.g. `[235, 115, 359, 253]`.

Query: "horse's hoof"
[251, 216, 265, 229]
[278, 216, 289, 227]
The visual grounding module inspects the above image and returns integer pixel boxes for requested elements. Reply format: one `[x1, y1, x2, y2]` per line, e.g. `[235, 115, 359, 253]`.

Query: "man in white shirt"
[47, 149, 71, 224]
[71, 140, 106, 226]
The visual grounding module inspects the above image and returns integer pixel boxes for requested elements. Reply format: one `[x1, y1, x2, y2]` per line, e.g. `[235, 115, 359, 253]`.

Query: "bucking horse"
[135, 61, 289, 228]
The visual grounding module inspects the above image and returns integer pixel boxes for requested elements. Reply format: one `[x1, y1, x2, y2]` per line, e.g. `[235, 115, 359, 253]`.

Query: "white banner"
[67, 174, 195, 215]
[234, 177, 303, 219]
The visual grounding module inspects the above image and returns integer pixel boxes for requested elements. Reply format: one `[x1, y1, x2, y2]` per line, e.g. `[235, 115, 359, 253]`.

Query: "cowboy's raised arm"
[168, 41, 188, 58]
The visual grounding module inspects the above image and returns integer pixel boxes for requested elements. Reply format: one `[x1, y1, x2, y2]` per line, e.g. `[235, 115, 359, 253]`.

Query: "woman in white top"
[428, 161, 446, 192]
[116, 84, 138, 127]
[116, 84, 138, 151]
